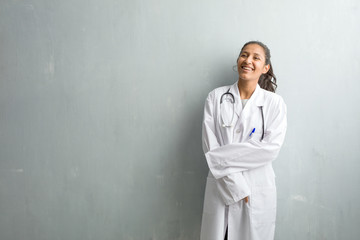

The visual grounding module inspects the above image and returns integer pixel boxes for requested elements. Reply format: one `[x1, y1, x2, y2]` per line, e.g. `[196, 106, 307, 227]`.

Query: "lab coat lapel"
[232, 83, 264, 118]
[243, 84, 265, 116]
[253, 84, 265, 108]
[233, 84, 265, 128]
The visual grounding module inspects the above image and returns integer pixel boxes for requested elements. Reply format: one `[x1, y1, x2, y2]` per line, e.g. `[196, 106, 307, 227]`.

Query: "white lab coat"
[200, 82, 287, 240]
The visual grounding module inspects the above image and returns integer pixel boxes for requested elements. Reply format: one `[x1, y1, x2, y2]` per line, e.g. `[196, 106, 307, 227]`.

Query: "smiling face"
[237, 43, 270, 83]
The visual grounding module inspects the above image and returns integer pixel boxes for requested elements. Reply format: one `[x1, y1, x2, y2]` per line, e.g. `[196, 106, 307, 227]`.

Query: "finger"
[245, 196, 248, 203]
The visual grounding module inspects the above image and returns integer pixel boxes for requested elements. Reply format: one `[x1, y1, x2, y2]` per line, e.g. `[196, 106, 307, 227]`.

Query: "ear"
[262, 64, 270, 74]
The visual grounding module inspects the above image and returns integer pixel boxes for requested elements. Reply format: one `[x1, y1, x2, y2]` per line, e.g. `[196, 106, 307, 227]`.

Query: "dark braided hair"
[237, 41, 277, 93]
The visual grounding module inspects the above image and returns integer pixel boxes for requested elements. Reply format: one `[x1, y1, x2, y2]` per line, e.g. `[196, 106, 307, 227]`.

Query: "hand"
[243, 196, 249, 203]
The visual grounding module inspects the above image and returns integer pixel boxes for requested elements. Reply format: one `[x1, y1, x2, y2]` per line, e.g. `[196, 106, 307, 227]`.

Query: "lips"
[241, 65, 254, 71]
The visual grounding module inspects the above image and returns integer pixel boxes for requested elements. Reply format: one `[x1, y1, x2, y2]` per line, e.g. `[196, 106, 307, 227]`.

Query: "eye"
[254, 56, 260, 60]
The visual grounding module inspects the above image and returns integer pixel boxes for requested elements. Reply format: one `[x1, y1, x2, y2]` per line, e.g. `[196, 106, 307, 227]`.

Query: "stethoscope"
[220, 88, 265, 141]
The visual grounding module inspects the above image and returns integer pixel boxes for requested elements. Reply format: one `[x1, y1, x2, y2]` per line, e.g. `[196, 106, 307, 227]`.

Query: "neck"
[237, 80, 257, 99]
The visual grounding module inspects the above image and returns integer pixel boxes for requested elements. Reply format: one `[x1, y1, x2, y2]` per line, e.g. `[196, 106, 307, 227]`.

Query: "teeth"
[242, 66, 253, 70]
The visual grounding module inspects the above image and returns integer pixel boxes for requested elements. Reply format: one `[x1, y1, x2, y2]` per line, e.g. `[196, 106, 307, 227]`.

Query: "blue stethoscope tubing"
[220, 88, 265, 141]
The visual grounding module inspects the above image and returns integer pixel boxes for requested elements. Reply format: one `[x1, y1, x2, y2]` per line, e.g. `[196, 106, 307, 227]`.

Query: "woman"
[200, 41, 287, 240]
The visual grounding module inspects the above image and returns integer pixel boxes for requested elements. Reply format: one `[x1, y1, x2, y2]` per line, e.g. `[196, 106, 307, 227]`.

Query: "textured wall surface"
[0, 0, 359, 239]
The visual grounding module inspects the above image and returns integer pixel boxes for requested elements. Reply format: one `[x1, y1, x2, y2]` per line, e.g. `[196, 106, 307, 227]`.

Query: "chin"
[239, 74, 252, 80]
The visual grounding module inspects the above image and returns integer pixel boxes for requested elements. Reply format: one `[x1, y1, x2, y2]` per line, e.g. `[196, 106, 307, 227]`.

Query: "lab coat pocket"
[249, 132, 263, 142]
[249, 187, 277, 225]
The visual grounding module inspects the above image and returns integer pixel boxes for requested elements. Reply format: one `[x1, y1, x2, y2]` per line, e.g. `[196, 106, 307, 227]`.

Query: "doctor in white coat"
[200, 41, 287, 240]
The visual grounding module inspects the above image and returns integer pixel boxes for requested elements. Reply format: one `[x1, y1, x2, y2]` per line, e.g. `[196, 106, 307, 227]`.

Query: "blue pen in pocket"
[249, 128, 256, 137]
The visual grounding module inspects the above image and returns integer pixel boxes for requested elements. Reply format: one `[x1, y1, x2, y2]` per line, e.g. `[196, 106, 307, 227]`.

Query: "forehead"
[241, 44, 266, 56]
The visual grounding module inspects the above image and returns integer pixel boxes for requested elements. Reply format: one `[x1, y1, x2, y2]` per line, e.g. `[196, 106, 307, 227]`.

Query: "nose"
[244, 56, 251, 64]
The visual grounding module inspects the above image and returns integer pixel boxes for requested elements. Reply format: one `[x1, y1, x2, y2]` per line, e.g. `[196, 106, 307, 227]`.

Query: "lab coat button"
[236, 129, 241, 133]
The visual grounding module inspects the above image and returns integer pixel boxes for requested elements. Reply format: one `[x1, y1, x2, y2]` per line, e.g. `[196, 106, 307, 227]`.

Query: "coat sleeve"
[205, 95, 287, 179]
[202, 91, 250, 205]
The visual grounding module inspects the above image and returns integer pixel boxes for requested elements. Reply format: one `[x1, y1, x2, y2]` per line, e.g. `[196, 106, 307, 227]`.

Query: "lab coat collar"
[230, 82, 265, 117]
[253, 84, 265, 107]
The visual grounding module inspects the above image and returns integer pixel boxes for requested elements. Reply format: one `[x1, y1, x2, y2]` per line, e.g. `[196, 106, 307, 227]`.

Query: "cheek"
[256, 63, 267, 72]
[237, 62, 242, 70]
[236, 59, 242, 66]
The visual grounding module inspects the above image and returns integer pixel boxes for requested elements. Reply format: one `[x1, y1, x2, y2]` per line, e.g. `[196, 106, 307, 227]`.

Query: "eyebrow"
[241, 51, 263, 57]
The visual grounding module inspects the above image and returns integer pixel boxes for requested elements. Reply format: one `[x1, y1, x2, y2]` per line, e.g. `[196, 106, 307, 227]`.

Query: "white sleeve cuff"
[215, 172, 251, 205]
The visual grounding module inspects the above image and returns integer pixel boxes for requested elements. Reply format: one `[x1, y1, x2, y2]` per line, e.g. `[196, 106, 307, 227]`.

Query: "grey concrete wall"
[0, 0, 359, 239]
